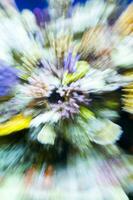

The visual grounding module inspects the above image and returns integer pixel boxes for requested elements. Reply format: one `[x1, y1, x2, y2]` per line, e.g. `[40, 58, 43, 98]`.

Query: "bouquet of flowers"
[0, 1, 132, 199]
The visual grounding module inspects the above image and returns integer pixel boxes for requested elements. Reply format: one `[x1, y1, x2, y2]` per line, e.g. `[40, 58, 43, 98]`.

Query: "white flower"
[30, 111, 60, 127]
[88, 118, 122, 145]
[37, 124, 56, 145]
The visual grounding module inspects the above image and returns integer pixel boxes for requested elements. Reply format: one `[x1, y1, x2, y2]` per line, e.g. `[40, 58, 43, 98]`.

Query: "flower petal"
[37, 124, 56, 145]
[0, 114, 31, 136]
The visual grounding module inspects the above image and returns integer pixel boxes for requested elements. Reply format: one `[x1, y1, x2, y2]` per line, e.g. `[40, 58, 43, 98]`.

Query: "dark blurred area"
[118, 112, 133, 153]
[15, 0, 48, 11]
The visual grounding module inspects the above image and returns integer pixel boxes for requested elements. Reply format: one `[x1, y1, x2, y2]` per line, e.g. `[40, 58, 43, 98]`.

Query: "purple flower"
[0, 62, 18, 96]
[73, 92, 91, 105]
[33, 8, 50, 28]
[67, 5, 73, 18]
[52, 98, 79, 119]
[64, 52, 80, 73]
[0, 85, 11, 96]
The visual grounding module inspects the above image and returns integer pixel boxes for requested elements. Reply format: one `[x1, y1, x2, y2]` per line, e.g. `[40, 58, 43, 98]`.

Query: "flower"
[0, 1, 132, 151]
[64, 51, 80, 73]
[122, 70, 133, 114]
[0, 3, 132, 199]
[0, 114, 31, 136]
[19, 69, 60, 98]
[114, 4, 133, 36]
[33, 8, 50, 28]
[0, 62, 18, 96]
[11, 57, 128, 149]
[88, 118, 122, 145]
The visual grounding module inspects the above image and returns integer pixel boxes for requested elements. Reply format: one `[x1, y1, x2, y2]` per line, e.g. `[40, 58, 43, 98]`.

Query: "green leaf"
[62, 119, 91, 151]
[80, 106, 95, 120]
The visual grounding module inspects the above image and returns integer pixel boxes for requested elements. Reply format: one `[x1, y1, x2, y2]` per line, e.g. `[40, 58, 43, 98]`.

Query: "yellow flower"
[0, 114, 32, 136]
[123, 70, 133, 114]
[115, 4, 133, 36]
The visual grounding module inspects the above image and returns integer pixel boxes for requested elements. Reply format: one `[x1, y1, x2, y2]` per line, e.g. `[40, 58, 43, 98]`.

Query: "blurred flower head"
[0, 1, 132, 151]
[0, 62, 18, 96]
